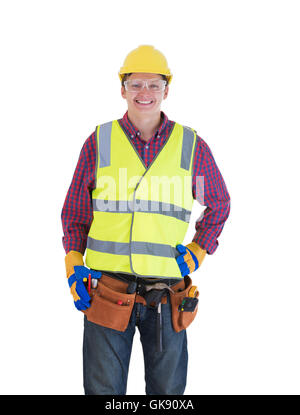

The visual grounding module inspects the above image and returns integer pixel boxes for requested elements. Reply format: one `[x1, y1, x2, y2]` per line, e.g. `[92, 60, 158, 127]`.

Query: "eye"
[131, 81, 143, 89]
[149, 82, 159, 89]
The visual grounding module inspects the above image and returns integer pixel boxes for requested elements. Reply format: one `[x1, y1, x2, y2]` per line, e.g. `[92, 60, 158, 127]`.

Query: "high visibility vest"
[85, 120, 197, 279]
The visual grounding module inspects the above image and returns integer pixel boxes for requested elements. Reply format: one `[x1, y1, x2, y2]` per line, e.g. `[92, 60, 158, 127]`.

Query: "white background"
[0, 0, 299, 395]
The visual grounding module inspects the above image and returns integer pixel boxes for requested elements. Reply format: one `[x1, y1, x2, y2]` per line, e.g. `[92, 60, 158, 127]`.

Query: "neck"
[127, 110, 162, 142]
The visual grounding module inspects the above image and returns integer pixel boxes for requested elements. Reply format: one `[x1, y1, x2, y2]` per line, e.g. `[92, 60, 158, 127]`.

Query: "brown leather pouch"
[83, 274, 136, 332]
[169, 275, 199, 332]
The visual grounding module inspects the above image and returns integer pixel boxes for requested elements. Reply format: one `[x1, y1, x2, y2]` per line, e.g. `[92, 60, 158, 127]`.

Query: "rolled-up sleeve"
[61, 132, 96, 255]
[192, 136, 231, 254]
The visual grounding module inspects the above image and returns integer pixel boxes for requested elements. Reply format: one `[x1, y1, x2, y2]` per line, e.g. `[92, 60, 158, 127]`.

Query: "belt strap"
[99, 272, 183, 306]
[137, 283, 174, 309]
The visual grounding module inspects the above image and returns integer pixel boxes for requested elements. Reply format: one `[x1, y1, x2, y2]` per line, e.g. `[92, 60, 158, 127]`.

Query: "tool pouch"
[169, 275, 199, 332]
[83, 274, 136, 332]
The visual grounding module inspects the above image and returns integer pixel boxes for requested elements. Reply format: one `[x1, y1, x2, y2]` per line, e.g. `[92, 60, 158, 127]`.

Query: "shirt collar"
[120, 111, 169, 141]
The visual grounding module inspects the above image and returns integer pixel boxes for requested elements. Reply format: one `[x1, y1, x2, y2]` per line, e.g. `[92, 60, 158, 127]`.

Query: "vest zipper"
[119, 121, 176, 279]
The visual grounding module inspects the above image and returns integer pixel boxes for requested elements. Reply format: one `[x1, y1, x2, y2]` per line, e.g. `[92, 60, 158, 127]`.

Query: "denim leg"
[83, 312, 136, 395]
[138, 298, 188, 395]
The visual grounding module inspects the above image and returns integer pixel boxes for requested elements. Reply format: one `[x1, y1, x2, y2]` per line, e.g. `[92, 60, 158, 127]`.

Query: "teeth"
[136, 100, 152, 104]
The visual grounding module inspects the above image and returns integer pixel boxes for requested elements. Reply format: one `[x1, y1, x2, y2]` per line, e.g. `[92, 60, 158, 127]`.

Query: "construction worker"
[61, 45, 230, 395]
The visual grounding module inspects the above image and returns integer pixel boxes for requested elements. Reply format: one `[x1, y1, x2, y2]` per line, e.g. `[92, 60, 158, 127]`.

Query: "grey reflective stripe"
[131, 241, 178, 258]
[98, 121, 112, 167]
[93, 199, 130, 213]
[92, 199, 191, 222]
[87, 237, 178, 258]
[181, 127, 194, 171]
[87, 238, 130, 255]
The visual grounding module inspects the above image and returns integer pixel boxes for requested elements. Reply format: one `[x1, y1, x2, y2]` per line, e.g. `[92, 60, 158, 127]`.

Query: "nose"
[136, 85, 152, 97]
[140, 82, 150, 91]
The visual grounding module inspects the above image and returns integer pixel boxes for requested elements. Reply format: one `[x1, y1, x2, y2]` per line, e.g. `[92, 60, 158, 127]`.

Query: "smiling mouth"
[135, 99, 154, 105]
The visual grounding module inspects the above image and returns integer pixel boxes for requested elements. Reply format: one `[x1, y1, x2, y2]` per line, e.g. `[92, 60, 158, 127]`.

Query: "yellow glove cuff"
[186, 242, 206, 268]
[65, 250, 84, 279]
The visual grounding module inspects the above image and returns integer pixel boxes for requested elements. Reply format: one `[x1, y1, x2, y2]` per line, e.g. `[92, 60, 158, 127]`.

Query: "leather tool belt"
[83, 273, 199, 350]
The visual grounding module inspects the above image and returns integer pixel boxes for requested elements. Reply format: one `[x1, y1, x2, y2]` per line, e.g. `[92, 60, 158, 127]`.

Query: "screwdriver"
[83, 274, 98, 293]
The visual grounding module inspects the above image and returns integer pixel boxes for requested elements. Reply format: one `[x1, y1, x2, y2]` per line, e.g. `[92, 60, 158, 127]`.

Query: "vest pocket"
[83, 281, 136, 332]
[170, 276, 199, 332]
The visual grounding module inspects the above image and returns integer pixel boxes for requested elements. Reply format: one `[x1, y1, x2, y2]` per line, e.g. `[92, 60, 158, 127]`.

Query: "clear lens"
[124, 79, 166, 92]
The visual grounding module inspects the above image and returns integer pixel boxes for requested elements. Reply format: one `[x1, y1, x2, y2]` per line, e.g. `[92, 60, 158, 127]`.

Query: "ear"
[163, 85, 169, 100]
[121, 85, 126, 99]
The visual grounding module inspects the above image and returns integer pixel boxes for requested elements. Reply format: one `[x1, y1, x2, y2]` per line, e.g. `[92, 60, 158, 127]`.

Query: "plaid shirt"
[61, 111, 230, 255]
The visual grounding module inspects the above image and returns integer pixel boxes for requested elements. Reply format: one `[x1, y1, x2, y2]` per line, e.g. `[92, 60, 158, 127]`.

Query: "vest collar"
[117, 120, 176, 171]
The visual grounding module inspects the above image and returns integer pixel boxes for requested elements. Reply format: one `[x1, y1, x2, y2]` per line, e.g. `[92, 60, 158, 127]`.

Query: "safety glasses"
[124, 78, 167, 92]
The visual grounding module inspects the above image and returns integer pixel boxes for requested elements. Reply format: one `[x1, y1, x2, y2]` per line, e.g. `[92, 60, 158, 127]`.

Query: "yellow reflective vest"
[85, 120, 197, 279]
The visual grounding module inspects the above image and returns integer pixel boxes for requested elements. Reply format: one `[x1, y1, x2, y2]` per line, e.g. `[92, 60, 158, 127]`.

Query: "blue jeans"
[83, 294, 188, 395]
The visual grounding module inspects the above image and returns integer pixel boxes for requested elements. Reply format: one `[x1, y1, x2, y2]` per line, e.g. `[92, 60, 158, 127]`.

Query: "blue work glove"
[68, 266, 102, 311]
[176, 242, 206, 277]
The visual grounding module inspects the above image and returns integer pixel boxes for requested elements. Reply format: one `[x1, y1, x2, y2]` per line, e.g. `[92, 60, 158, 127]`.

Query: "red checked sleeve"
[192, 135, 231, 254]
[61, 132, 96, 255]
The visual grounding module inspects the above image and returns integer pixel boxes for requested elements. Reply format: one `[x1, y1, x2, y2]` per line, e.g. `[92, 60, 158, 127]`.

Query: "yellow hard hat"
[119, 45, 172, 84]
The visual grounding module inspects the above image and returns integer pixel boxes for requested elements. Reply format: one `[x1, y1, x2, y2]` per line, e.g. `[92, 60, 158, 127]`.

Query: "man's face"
[121, 73, 169, 116]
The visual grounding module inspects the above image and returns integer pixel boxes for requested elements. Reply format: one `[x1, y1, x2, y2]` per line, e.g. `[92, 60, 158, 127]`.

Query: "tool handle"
[188, 286, 199, 297]
[88, 273, 91, 294]
[156, 302, 162, 352]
